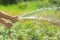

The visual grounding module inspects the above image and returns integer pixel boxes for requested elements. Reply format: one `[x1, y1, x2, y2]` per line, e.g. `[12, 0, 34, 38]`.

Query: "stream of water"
[19, 6, 60, 19]
[18, 6, 60, 25]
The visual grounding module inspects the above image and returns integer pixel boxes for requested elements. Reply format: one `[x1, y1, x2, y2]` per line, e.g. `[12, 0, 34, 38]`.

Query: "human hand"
[10, 16, 19, 23]
[4, 22, 13, 28]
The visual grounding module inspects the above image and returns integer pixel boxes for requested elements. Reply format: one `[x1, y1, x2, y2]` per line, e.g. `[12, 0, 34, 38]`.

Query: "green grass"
[0, 1, 52, 15]
[0, 1, 60, 40]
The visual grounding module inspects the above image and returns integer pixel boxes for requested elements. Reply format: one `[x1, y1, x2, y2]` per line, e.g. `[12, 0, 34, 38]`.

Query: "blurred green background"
[0, 0, 60, 40]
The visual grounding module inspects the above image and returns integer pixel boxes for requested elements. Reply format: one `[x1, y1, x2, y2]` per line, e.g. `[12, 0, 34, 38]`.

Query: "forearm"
[0, 18, 7, 24]
[0, 11, 12, 19]
[0, 18, 13, 28]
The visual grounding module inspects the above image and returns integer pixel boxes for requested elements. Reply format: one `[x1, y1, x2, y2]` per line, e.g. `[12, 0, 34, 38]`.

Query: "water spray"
[18, 6, 60, 26]
[18, 6, 60, 19]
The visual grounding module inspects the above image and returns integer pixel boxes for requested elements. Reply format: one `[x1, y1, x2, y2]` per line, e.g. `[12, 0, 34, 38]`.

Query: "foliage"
[0, 0, 60, 40]
[48, 0, 60, 6]
[0, 0, 18, 5]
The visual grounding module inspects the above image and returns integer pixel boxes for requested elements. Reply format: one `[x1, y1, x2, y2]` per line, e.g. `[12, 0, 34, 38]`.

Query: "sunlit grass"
[0, 1, 52, 16]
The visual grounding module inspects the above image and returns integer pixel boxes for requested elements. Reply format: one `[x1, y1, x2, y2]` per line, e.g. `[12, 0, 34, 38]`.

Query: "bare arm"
[0, 18, 7, 24]
[0, 18, 12, 28]
[0, 11, 12, 20]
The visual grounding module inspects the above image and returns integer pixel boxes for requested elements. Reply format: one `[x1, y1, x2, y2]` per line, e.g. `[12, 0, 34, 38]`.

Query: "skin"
[0, 18, 12, 28]
[0, 11, 18, 28]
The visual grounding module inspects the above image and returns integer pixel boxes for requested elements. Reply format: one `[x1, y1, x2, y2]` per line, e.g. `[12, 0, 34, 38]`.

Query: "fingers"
[10, 16, 19, 23]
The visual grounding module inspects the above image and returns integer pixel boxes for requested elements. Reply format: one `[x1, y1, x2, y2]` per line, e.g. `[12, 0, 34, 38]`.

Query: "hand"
[4, 22, 13, 28]
[10, 16, 18, 23]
